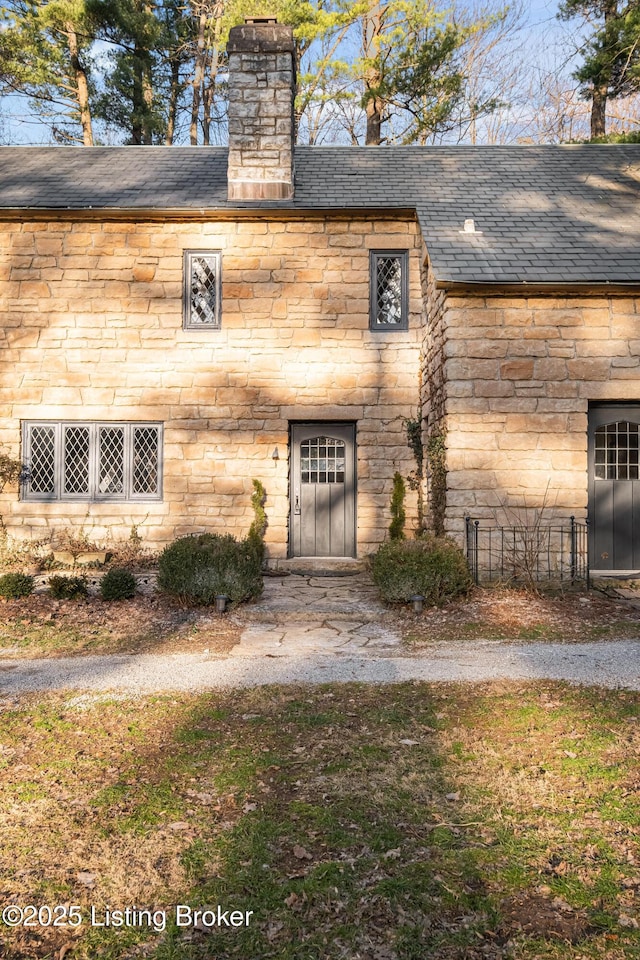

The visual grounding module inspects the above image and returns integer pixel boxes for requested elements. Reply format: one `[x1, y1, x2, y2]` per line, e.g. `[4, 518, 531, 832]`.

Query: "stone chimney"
[227, 17, 296, 201]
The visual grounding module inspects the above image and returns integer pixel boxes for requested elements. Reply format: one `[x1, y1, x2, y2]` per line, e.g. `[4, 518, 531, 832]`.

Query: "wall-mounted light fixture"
[272, 447, 279, 460]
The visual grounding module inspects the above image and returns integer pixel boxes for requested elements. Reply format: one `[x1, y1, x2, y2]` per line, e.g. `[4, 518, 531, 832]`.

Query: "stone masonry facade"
[0, 214, 422, 556]
[437, 292, 640, 540]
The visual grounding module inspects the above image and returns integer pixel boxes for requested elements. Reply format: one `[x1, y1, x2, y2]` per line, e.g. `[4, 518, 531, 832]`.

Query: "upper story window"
[370, 250, 409, 331]
[22, 422, 162, 502]
[183, 250, 222, 330]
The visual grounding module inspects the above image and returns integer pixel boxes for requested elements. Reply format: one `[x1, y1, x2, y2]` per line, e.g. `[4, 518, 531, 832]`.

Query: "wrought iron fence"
[465, 516, 590, 586]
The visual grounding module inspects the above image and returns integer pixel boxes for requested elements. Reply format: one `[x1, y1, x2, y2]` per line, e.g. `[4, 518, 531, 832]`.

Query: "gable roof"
[1, 143, 640, 288]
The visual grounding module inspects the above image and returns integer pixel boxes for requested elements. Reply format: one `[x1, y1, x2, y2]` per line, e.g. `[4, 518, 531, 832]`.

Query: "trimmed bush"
[247, 479, 267, 562]
[371, 536, 472, 606]
[158, 533, 263, 605]
[100, 567, 136, 601]
[0, 572, 34, 599]
[48, 574, 88, 600]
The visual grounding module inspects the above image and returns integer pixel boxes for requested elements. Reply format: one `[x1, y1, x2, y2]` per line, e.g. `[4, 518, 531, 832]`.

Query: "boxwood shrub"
[158, 533, 263, 605]
[48, 574, 88, 600]
[100, 567, 136, 601]
[371, 536, 472, 606]
[0, 572, 34, 599]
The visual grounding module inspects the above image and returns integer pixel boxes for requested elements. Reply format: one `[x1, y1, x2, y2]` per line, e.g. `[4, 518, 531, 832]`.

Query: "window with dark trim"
[595, 421, 640, 480]
[22, 422, 163, 502]
[183, 250, 222, 329]
[370, 250, 408, 330]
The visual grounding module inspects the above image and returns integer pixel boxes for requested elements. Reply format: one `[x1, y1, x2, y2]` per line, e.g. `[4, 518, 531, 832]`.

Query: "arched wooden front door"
[290, 422, 356, 558]
[588, 404, 640, 573]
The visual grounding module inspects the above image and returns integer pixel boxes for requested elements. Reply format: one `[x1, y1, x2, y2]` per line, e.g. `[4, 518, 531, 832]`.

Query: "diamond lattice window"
[99, 426, 125, 495]
[184, 251, 222, 329]
[29, 426, 56, 495]
[22, 422, 162, 501]
[133, 427, 159, 495]
[595, 421, 640, 480]
[370, 251, 408, 330]
[63, 426, 91, 496]
[300, 437, 346, 484]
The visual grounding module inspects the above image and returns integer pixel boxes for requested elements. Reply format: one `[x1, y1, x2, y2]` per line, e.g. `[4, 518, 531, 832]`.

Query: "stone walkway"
[230, 573, 401, 657]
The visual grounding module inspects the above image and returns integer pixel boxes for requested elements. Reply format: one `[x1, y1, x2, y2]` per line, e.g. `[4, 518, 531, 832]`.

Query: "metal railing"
[465, 516, 590, 586]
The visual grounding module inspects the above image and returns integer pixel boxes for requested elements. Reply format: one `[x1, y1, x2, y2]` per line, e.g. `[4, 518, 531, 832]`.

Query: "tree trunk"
[363, 3, 383, 146]
[142, 57, 154, 143]
[202, 2, 224, 146]
[365, 95, 382, 145]
[590, 0, 619, 140]
[165, 57, 180, 145]
[132, 49, 144, 144]
[190, 8, 207, 145]
[66, 23, 93, 146]
[591, 84, 608, 138]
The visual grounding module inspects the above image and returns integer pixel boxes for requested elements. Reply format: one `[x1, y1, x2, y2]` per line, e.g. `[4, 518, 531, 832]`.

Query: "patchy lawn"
[0, 595, 239, 659]
[401, 586, 640, 645]
[0, 682, 638, 960]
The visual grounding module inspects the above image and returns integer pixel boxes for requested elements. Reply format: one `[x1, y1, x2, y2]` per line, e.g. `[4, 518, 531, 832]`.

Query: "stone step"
[264, 557, 367, 577]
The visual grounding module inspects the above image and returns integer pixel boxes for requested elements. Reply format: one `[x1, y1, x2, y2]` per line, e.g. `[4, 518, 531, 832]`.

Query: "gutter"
[0, 206, 417, 223]
[437, 279, 640, 295]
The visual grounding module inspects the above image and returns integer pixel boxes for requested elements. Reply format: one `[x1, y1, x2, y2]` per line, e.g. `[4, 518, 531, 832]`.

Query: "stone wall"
[0, 214, 422, 556]
[440, 293, 640, 539]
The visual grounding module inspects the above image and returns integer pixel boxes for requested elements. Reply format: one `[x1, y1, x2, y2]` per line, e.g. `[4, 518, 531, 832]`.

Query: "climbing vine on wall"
[404, 415, 425, 532]
[426, 428, 446, 537]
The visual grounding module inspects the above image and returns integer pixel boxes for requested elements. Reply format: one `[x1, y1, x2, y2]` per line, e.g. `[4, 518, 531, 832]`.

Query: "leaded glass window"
[300, 437, 346, 484]
[183, 251, 222, 329]
[63, 426, 90, 496]
[99, 426, 125, 495]
[370, 251, 408, 330]
[28, 426, 56, 495]
[22, 422, 162, 501]
[595, 421, 640, 480]
[133, 426, 160, 495]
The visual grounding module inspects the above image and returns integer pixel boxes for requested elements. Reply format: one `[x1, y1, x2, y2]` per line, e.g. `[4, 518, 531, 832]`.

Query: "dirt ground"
[0, 593, 241, 659]
[1, 583, 640, 660]
[398, 585, 640, 645]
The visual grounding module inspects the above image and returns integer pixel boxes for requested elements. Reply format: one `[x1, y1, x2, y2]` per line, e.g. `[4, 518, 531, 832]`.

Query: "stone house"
[1, 17, 640, 574]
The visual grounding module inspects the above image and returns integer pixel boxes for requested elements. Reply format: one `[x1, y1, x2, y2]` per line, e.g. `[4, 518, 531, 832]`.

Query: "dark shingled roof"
[1, 143, 640, 286]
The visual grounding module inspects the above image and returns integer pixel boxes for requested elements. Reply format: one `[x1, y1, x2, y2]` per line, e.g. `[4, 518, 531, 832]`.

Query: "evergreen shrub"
[372, 536, 472, 606]
[0, 572, 34, 599]
[48, 575, 88, 600]
[389, 471, 406, 540]
[100, 567, 136, 601]
[158, 533, 263, 605]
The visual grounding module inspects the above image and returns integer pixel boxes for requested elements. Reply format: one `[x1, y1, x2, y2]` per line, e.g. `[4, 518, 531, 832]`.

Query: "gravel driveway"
[1, 639, 639, 693]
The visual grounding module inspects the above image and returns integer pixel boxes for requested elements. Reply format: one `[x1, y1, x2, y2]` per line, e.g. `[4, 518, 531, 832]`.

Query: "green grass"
[0, 683, 639, 959]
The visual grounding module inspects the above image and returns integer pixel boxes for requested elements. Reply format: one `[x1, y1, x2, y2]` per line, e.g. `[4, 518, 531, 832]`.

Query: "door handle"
[294, 492, 301, 515]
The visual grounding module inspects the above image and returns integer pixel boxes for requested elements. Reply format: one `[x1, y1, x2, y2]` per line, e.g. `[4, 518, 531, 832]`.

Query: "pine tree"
[0, 0, 97, 143]
[558, 0, 640, 139]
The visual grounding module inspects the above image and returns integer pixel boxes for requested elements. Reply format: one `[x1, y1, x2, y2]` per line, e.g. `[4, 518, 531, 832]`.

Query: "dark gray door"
[290, 423, 356, 558]
[588, 404, 640, 572]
